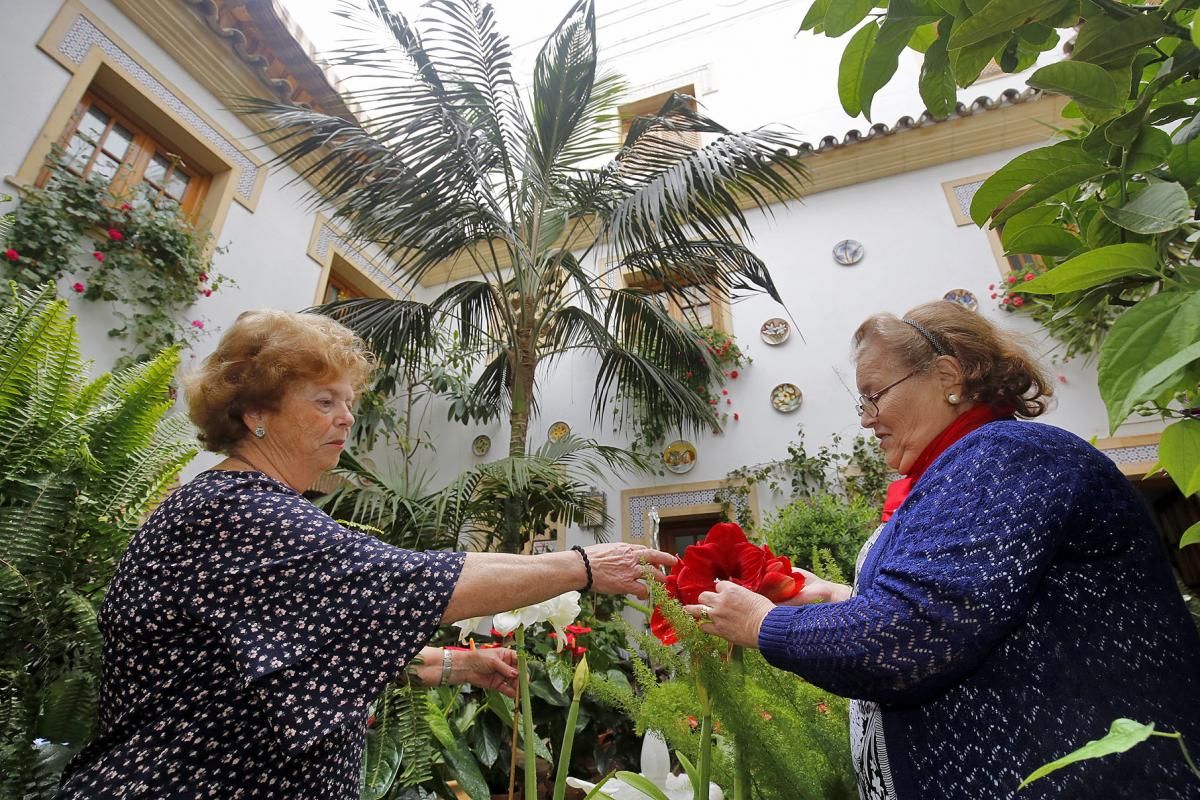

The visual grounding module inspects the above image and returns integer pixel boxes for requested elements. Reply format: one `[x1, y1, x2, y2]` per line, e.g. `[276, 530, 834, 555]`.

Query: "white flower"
[491, 591, 582, 650]
[451, 616, 486, 642]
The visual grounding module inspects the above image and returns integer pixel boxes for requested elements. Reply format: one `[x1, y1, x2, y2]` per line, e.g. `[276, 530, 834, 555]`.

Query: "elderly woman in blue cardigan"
[689, 301, 1200, 800]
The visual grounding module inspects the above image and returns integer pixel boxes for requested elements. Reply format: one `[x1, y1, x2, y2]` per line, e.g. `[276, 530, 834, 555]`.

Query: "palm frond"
[310, 296, 439, 379]
[528, 0, 597, 182]
[617, 238, 784, 305]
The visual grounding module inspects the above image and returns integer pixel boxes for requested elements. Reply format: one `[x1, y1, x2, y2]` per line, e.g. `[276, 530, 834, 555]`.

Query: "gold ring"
[698, 605, 712, 624]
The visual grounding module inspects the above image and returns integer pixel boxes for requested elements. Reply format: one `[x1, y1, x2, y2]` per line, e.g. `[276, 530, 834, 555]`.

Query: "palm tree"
[240, 0, 807, 461]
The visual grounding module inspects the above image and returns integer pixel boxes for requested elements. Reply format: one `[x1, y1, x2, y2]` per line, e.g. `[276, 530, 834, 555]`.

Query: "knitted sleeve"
[757, 426, 1083, 705]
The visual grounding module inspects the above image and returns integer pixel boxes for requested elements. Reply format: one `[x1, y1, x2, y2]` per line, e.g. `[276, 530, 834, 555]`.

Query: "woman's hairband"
[901, 318, 951, 356]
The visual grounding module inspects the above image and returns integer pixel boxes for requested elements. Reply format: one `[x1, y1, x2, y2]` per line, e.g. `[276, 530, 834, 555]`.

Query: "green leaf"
[1168, 138, 1200, 185]
[1020, 244, 1159, 295]
[825, 0, 877, 37]
[1104, 104, 1149, 148]
[950, 32, 1007, 86]
[1124, 127, 1173, 174]
[1098, 290, 1200, 431]
[1018, 719, 1156, 789]
[860, 15, 927, 119]
[1193, 12, 1200, 48]
[1027, 61, 1123, 111]
[947, 0, 1070, 50]
[1003, 225, 1083, 256]
[1181, 520, 1200, 548]
[1160, 419, 1200, 497]
[799, 0, 832, 32]
[908, 21, 940, 52]
[426, 695, 492, 800]
[1101, 182, 1192, 234]
[1071, 13, 1164, 67]
[1151, 79, 1200, 107]
[920, 33, 958, 117]
[614, 772, 673, 800]
[968, 141, 1109, 226]
[839, 22, 880, 117]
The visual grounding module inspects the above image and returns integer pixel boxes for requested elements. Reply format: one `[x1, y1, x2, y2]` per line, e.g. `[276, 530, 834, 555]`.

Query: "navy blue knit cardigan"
[758, 421, 1200, 799]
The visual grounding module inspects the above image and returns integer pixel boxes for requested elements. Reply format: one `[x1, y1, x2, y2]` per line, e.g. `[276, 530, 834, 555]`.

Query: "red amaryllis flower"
[650, 522, 802, 644]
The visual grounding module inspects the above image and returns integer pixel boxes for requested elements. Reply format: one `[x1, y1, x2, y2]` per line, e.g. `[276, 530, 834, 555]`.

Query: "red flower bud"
[733, 412, 740, 421]
[3, 248, 18, 262]
[721, 389, 728, 395]
[203, 288, 213, 297]
[1012, 296, 1024, 307]
[199, 272, 209, 282]
[1058, 374, 1068, 384]
[93, 251, 104, 262]
[1024, 272, 1035, 281]
[191, 319, 205, 329]
[1006, 276, 1017, 284]
[730, 370, 738, 379]
[988, 283, 995, 290]
[106, 228, 123, 242]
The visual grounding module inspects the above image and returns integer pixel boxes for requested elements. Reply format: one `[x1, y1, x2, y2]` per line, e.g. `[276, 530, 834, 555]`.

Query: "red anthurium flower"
[565, 624, 592, 635]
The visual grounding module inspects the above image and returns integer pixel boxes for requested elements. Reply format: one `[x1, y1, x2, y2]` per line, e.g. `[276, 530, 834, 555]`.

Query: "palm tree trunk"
[502, 330, 537, 553]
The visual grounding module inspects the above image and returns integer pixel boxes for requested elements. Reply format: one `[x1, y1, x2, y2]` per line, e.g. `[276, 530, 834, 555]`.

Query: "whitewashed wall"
[0, 0, 331, 477]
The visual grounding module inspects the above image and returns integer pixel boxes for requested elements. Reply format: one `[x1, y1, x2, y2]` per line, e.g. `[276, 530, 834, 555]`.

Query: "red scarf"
[879, 404, 1011, 522]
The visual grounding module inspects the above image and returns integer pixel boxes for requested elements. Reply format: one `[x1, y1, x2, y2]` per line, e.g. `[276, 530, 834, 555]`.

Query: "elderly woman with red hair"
[56, 309, 674, 800]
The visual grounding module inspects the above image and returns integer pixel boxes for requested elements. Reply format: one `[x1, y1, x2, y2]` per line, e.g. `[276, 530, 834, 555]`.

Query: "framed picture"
[531, 538, 556, 555]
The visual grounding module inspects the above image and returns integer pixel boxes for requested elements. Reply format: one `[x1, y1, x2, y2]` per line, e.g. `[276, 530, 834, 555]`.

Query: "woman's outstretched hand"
[583, 543, 676, 599]
[777, 567, 852, 606]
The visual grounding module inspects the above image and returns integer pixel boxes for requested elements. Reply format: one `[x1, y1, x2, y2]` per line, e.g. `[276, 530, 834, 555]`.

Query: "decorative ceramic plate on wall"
[760, 317, 790, 345]
[472, 435, 491, 456]
[943, 288, 979, 311]
[548, 420, 571, 443]
[832, 239, 865, 266]
[770, 383, 803, 413]
[662, 440, 698, 474]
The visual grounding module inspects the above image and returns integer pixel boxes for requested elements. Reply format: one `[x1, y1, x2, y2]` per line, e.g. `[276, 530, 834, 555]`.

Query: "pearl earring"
[947, 393, 960, 405]
[254, 425, 266, 438]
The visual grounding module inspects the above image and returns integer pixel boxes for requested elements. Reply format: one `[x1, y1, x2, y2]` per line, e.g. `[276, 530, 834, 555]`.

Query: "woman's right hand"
[582, 543, 676, 599]
[779, 567, 852, 605]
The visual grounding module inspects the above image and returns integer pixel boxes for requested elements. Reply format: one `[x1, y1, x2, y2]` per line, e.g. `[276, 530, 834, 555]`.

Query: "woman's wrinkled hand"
[776, 567, 852, 606]
[683, 580, 775, 649]
[455, 647, 519, 698]
[583, 543, 677, 599]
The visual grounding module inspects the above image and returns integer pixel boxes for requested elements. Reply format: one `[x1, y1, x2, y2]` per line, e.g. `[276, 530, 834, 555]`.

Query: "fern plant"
[0, 282, 197, 798]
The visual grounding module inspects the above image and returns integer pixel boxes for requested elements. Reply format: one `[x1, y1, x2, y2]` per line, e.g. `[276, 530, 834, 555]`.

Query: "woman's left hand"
[454, 647, 520, 698]
[684, 580, 775, 649]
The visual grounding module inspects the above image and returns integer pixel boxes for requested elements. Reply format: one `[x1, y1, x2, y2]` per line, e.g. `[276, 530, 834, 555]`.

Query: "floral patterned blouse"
[56, 470, 465, 799]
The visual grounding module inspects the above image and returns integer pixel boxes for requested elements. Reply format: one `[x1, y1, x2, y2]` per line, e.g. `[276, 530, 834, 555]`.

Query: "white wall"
[1, 0, 332, 476]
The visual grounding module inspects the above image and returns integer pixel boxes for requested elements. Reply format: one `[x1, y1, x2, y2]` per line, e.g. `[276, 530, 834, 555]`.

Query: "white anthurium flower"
[451, 616, 486, 643]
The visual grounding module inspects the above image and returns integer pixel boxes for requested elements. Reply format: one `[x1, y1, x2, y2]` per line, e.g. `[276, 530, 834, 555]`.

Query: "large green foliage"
[762, 494, 879, 582]
[237, 0, 807, 467]
[0, 283, 197, 797]
[809, 0, 1200, 542]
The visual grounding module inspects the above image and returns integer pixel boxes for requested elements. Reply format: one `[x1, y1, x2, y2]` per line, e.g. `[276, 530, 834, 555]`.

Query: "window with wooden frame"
[943, 173, 1043, 277]
[624, 272, 731, 334]
[44, 91, 210, 217]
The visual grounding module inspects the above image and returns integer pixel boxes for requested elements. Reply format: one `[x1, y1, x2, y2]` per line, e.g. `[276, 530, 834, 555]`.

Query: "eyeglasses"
[855, 367, 923, 418]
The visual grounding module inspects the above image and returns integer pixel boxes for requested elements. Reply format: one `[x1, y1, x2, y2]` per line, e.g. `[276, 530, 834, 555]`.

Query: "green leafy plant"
[589, 586, 856, 800]
[1018, 718, 1199, 791]
[0, 282, 197, 798]
[807, 0, 1200, 543]
[1, 160, 230, 368]
[762, 494, 879, 581]
[235, 0, 806, 499]
[716, 429, 888, 531]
